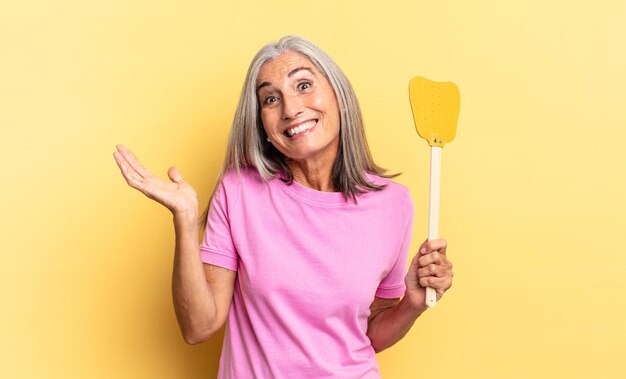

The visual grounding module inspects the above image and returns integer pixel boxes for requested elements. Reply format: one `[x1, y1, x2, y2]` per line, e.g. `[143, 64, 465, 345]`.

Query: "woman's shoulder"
[365, 172, 411, 195]
[363, 172, 413, 206]
[221, 165, 266, 190]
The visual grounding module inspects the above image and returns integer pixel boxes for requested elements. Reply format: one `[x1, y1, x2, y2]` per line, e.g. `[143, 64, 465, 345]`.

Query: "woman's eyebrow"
[288, 66, 315, 78]
[256, 66, 316, 92]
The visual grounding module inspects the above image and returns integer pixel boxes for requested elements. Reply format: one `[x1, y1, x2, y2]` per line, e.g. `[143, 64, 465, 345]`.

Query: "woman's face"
[257, 52, 340, 164]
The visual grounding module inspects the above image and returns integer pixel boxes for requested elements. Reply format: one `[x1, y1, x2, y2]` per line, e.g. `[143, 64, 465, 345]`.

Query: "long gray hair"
[200, 35, 398, 229]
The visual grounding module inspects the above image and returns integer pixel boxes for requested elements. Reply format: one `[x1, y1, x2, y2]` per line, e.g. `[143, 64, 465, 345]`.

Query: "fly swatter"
[409, 76, 460, 308]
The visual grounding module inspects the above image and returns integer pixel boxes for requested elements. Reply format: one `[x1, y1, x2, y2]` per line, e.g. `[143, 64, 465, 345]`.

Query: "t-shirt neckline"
[275, 173, 348, 206]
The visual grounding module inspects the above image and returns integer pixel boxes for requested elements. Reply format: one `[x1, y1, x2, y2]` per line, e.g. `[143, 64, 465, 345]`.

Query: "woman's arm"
[112, 144, 236, 345]
[367, 296, 426, 353]
[367, 239, 453, 353]
[172, 211, 236, 345]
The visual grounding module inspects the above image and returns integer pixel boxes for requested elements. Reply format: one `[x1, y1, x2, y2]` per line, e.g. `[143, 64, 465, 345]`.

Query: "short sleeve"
[375, 192, 414, 298]
[199, 172, 240, 272]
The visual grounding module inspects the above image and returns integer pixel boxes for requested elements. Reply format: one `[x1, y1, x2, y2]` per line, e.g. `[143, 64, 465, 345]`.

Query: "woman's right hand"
[113, 144, 198, 217]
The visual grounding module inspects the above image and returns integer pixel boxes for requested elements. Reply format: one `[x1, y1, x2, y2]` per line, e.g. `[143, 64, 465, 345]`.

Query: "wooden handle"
[426, 147, 442, 308]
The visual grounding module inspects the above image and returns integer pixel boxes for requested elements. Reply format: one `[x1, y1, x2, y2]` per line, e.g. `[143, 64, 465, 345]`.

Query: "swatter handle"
[426, 146, 442, 308]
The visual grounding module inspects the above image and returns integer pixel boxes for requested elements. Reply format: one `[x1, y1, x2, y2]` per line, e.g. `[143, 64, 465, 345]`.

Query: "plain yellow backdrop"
[1, 1, 624, 378]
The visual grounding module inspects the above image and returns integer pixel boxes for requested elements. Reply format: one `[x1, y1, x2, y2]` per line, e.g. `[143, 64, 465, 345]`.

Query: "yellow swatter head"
[409, 76, 460, 148]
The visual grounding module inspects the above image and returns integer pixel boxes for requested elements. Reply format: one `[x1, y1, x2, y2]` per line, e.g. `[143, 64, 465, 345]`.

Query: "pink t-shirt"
[200, 167, 414, 378]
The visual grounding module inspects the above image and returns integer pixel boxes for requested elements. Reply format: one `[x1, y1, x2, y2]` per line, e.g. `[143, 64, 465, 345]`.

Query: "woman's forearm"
[171, 211, 217, 344]
[367, 296, 427, 353]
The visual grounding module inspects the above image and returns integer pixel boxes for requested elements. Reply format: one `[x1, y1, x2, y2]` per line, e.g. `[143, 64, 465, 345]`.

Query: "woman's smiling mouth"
[284, 120, 318, 138]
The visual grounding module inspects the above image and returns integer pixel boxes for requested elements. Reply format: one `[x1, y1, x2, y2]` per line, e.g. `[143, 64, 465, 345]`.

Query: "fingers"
[114, 144, 152, 179]
[113, 150, 145, 190]
[419, 239, 447, 255]
[415, 238, 453, 291]
[417, 261, 452, 278]
[418, 249, 451, 267]
[417, 257, 453, 291]
[419, 275, 453, 289]
[167, 166, 184, 184]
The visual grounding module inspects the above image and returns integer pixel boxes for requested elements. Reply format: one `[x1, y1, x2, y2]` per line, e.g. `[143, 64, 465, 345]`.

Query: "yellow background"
[1, 1, 624, 378]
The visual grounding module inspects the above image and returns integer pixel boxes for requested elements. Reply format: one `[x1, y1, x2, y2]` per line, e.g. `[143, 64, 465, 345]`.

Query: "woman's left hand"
[404, 239, 454, 310]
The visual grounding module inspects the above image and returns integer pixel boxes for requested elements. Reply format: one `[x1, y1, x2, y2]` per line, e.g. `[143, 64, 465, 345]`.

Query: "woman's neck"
[287, 158, 336, 192]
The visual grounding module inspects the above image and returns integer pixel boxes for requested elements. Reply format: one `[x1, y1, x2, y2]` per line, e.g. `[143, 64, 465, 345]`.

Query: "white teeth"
[287, 120, 316, 137]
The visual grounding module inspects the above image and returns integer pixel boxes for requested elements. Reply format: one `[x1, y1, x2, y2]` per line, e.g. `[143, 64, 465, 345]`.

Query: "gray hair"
[200, 35, 397, 229]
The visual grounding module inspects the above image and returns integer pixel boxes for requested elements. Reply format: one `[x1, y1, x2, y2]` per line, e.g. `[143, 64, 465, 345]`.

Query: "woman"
[113, 35, 453, 378]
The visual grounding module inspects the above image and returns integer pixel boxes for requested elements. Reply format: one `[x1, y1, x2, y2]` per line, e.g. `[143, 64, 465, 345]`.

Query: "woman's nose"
[281, 93, 304, 120]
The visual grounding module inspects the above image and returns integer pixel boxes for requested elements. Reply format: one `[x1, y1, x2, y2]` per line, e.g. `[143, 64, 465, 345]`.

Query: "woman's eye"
[298, 82, 312, 90]
[264, 96, 278, 105]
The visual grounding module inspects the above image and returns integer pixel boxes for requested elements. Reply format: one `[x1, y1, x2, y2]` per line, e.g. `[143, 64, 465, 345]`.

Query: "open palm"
[113, 144, 198, 216]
